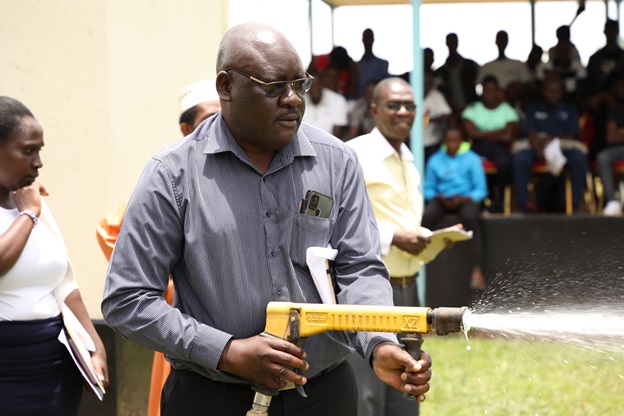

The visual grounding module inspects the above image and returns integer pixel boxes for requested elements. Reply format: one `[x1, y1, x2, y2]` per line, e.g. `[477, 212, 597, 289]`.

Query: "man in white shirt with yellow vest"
[346, 77, 430, 416]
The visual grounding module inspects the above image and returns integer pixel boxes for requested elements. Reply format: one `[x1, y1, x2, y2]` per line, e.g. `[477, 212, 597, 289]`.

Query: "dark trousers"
[472, 140, 511, 204]
[161, 361, 357, 416]
[513, 148, 589, 207]
[596, 145, 624, 202]
[347, 276, 421, 416]
[422, 199, 484, 267]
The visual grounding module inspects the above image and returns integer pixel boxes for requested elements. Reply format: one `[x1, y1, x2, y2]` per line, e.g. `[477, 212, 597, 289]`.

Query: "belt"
[310, 358, 346, 379]
[281, 358, 347, 390]
[173, 358, 347, 392]
[390, 273, 418, 288]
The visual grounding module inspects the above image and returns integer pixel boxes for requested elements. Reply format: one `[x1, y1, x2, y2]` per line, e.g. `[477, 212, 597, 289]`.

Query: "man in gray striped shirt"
[102, 22, 431, 416]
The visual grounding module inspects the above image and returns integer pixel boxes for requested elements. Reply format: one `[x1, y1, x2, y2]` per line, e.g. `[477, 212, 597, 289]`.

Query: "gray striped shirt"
[101, 114, 397, 383]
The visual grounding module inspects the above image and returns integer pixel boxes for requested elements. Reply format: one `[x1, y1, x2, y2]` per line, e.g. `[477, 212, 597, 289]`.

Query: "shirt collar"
[442, 141, 471, 156]
[200, 114, 317, 161]
[368, 127, 414, 162]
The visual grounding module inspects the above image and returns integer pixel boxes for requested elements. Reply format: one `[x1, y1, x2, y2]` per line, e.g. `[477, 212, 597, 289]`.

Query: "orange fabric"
[96, 202, 173, 416]
[95, 201, 128, 262]
[146, 279, 174, 416]
[147, 352, 171, 415]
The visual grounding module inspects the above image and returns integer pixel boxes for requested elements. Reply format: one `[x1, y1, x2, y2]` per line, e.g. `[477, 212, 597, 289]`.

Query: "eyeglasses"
[225, 67, 314, 98]
[381, 102, 417, 112]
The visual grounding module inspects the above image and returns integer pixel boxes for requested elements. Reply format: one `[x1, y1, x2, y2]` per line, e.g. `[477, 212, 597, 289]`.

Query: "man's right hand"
[392, 230, 430, 256]
[529, 134, 551, 159]
[217, 335, 309, 390]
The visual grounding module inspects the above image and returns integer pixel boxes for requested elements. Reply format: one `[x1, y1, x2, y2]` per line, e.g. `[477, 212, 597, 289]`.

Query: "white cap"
[178, 80, 220, 115]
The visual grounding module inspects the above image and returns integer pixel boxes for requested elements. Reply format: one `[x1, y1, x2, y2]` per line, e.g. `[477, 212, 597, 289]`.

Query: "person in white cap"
[96, 79, 221, 416]
[178, 79, 221, 136]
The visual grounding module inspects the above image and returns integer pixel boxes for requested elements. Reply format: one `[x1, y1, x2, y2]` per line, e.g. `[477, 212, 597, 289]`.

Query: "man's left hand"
[371, 342, 432, 401]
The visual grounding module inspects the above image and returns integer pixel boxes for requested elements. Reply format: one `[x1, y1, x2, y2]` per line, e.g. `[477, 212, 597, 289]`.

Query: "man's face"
[482, 81, 501, 106]
[424, 49, 434, 69]
[444, 129, 462, 156]
[321, 68, 340, 93]
[308, 74, 324, 104]
[424, 72, 434, 94]
[496, 32, 508, 51]
[605, 23, 619, 42]
[362, 29, 374, 49]
[372, 81, 416, 145]
[543, 80, 564, 105]
[0, 116, 44, 192]
[192, 101, 220, 129]
[363, 83, 375, 105]
[225, 47, 307, 153]
[446, 35, 458, 53]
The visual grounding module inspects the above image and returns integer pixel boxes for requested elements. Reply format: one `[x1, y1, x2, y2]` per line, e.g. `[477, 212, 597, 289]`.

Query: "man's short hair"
[179, 106, 200, 126]
[481, 74, 500, 87]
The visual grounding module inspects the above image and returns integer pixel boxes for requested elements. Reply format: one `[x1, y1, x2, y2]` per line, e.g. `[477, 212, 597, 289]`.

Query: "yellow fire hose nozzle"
[263, 302, 469, 338]
[247, 302, 469, 414]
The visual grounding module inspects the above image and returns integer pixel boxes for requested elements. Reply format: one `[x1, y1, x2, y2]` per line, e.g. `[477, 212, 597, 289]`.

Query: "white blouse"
[0, 201, 76, 321]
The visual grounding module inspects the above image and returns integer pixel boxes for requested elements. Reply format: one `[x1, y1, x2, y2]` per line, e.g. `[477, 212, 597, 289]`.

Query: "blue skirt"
[0, 315, 83, 415]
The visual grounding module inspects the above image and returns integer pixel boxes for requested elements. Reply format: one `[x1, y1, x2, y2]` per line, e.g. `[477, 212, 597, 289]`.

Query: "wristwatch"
[19, 209, 39, 227]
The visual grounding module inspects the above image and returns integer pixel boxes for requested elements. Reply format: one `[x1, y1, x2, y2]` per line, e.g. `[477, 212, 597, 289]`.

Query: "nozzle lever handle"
[398, 333, 424, 401]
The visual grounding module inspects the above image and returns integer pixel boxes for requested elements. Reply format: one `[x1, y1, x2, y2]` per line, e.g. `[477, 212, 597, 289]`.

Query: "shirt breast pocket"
[290, 214, 332, 268]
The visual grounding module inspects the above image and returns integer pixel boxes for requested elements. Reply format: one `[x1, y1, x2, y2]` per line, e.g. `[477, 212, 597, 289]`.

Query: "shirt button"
[276, 289, 283, 295]
[271, 250, 277, 257]
[266, 211, 271, 218]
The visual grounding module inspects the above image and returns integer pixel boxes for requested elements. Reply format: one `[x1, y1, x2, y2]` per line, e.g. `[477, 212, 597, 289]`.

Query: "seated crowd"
[306, 22, 624, 217]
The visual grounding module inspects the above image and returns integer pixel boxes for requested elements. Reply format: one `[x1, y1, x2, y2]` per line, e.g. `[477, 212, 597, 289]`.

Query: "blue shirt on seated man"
[511, 75, 588, 213]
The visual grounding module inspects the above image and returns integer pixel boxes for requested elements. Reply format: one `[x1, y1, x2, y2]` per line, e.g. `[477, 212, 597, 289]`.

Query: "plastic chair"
[482, 160, 511, 217]
[529, 161, 596, 215]
[529, 161, 572, 215]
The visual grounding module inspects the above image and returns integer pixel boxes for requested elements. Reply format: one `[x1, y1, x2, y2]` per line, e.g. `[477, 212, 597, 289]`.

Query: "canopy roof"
[324, 0, 525, 5]
[323, 0, 584, 5]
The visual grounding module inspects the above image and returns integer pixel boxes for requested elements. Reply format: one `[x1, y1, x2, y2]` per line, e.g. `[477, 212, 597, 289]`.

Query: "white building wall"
[0, 0, 228, 318]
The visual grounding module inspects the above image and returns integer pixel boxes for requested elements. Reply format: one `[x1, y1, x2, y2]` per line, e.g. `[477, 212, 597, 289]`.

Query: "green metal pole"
[531, 0, 536, 45]
[308, 0, 313, 56]
[410, 0, 425, 306]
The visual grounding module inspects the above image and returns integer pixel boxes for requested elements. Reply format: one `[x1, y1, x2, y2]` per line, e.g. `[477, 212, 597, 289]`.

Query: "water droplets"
[460, 304, 624, 354]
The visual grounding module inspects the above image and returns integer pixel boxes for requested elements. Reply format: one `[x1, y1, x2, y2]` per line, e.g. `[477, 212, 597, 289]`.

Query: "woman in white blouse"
[0, 96, 109, 415]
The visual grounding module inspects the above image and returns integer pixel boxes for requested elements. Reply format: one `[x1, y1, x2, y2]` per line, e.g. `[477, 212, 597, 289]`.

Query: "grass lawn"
[420, 333, 624, 415]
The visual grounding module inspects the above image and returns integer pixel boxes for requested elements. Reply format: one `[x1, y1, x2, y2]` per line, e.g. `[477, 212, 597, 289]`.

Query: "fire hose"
[245, 302, 469, 415]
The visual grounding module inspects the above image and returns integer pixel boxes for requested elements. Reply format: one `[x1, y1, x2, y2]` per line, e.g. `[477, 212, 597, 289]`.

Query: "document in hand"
[417, 224, 473, 264]
[543, 137, 567, 176]
[58, 305, 106, 400]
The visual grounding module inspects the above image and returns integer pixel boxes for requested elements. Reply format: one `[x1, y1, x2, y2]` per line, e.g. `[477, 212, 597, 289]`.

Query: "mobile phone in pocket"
[300, 190, 333, 218]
